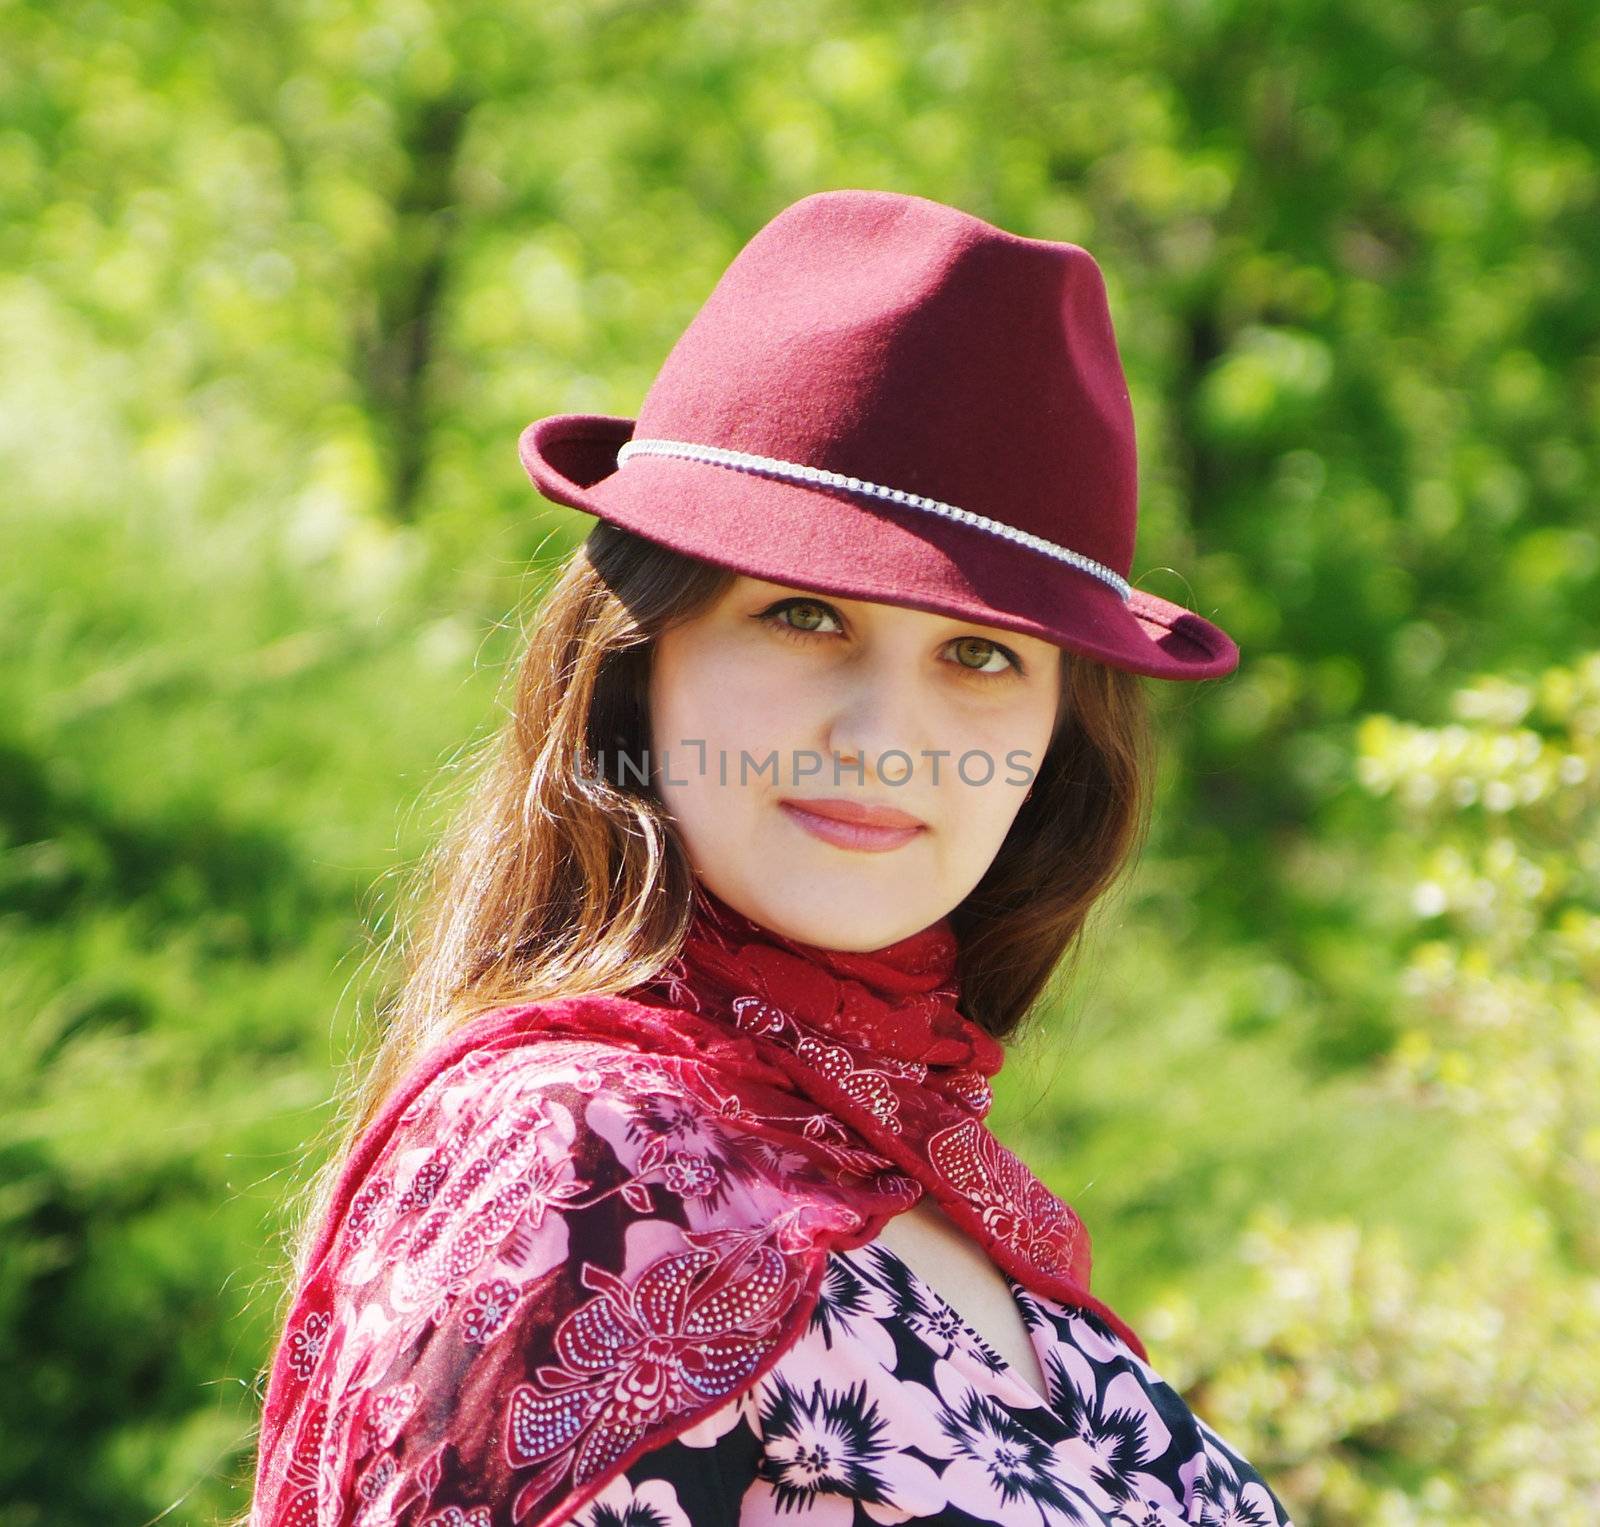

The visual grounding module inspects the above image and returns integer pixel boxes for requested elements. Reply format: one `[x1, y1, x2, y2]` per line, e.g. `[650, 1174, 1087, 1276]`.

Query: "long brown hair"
[228, 518, 1155, 1517]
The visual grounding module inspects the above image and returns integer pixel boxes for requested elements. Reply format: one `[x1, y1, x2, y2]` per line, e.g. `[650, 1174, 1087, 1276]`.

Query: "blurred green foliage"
[2, 0, 1596, 1522]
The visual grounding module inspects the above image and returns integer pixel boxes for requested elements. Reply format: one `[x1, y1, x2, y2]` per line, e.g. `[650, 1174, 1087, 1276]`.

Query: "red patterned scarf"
[250, 881, 1145, 1527]
[629, 880, 1137, 1336]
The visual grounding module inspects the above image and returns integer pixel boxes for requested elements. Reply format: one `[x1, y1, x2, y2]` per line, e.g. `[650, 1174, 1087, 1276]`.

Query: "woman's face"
[647, 575, 1063, 951]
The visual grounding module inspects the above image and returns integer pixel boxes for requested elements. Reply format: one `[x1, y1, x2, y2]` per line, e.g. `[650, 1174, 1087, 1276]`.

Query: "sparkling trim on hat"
[614, 436, 1132, 602]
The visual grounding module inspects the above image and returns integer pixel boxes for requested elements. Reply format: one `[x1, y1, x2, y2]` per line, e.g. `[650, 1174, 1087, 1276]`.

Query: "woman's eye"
[755, 598, 1023, 678]
[949, 636, 1020, 676]
[761, 598, 842, 637]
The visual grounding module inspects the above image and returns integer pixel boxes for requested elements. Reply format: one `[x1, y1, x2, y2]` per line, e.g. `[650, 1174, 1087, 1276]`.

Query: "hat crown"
[635, 190, 1138, 576]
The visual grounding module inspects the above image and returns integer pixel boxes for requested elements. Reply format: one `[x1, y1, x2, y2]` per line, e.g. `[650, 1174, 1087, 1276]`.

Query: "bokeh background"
[4, 1, 1598, 1522]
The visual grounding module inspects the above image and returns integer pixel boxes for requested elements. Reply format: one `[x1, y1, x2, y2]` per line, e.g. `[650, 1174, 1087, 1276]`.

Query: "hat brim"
[519, 413, 1240, 682]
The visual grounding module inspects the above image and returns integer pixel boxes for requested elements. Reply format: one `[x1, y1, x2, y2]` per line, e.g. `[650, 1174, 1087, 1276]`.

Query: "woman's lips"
[778, 799, 927, 853]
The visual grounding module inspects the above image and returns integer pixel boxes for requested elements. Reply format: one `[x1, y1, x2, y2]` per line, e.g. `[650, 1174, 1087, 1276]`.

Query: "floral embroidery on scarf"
[927, 1116, 1086, 1279]
[505, 1226, 802, 1517]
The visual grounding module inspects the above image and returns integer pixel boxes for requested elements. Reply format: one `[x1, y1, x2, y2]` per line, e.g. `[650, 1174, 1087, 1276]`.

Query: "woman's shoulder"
[356, 995, 728, 1152]
[331, 1014, 774, 1256]
[253, 1014, 834, 1527]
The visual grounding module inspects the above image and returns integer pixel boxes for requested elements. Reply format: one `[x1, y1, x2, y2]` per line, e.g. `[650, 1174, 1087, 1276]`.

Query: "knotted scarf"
[251, 881, 1146, 1527]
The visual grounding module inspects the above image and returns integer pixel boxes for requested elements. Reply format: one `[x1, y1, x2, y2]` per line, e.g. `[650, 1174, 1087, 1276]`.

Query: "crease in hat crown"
[614, 434, 1134, 602]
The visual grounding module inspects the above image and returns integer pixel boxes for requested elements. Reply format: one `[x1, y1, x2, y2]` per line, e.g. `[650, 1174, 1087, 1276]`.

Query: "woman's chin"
[736, 879, 945, 953]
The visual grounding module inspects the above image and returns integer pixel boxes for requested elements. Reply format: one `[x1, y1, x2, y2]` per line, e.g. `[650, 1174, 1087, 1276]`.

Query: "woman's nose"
[821, 662, 933, 787]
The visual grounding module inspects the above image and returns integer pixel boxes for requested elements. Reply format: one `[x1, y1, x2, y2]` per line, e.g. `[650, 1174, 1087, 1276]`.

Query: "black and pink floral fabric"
[561, 1239, 1292, 1526]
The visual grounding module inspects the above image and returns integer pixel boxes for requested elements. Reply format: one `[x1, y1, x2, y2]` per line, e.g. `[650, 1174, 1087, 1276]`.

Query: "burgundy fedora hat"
[518, 189, 1238, 681]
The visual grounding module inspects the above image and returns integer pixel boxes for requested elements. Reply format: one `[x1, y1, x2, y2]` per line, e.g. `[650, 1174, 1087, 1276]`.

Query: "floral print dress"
[564, 1238, 1293, 1527]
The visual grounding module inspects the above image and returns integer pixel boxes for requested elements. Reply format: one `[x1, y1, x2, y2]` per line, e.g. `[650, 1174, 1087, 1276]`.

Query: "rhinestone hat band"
[614, 436, 1133, 602]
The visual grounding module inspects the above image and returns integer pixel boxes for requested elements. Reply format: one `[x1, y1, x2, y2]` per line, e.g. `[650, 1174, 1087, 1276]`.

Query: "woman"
[248, 190, 1294, 1526]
